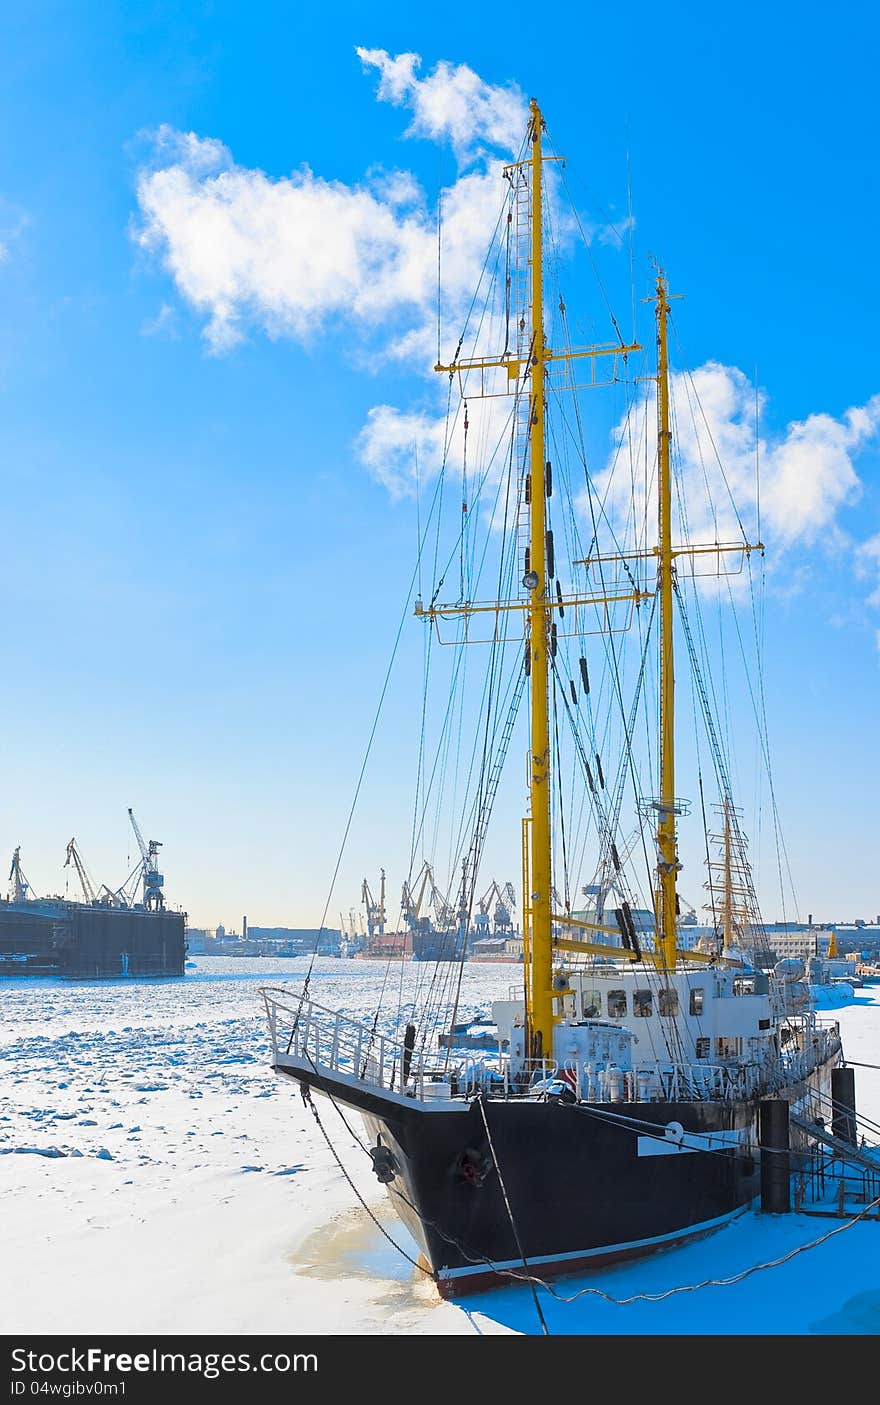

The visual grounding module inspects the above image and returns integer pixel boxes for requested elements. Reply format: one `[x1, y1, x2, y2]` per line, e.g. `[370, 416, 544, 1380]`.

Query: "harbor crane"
[65, 838, 98, 905]
[580, 829, 641, 922]
[361, 870, 386, 938]
[474, 880, 517, 936]
[8, 847, 32, 903]
[402, 863, 433, 933]
[432, 880, 456, 931]
[127, 808, 165, 911]
[402, 861, 456, 934]
[97, 881, 130, 909]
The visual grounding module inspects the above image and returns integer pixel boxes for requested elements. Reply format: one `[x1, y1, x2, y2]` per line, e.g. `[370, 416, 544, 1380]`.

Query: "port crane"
[128, 808, 165, 911]
[361, 870, 386, 938]
[97, 880, 130, 909]
[65, 838, 98, 905]
[474, 880, 517, 936]
[402, 862, 456, 933]
[579, 829, 642, 923]
[8, 847, 32, 903]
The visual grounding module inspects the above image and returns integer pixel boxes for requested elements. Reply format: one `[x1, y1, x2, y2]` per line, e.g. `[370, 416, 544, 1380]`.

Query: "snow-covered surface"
[1, 958, 878, 1336]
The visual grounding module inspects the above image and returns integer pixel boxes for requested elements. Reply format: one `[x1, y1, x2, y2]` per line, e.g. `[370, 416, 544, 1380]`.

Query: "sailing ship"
[264, 100, 845, 1296]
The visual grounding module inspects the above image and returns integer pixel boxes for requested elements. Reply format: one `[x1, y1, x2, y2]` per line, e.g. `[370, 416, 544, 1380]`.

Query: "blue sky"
[1, 1, 878, 930]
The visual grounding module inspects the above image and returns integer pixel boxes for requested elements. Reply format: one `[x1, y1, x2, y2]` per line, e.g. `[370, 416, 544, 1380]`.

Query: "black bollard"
[759, 1098, 791, 1213]
[831, 1066, 857, 1146]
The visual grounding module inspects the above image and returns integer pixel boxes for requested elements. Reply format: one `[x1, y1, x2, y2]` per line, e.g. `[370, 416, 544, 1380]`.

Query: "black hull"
[0, 901, 186, 978]
[277, 1056, 835, 1297]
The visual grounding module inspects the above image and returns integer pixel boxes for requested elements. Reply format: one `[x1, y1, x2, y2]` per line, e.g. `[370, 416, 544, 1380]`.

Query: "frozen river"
[1, 957, 878, 1335]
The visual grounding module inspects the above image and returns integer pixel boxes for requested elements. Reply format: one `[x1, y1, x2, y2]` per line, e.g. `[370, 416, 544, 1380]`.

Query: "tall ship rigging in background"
[0, 808, 185, 978]
[265, 100, 855, 1296]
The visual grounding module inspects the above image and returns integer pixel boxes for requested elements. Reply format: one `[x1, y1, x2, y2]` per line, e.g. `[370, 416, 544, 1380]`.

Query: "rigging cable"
[299, 1080, 433, 1278]
[477, 1095, 550, 1335]
[298, 466, 446, 1013]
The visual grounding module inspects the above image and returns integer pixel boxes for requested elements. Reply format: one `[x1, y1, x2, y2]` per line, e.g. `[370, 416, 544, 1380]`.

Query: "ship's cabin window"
[689, 988, 705, 1016]
[581, 990, 601, 1018]
[607, 989, 627, 1018]
[716, 1036, 742, 1060]
[658, 987, 678, 1017]
[633, 989, 653, 1017]
[695, 1036, 711, 1059]
[733, 976, 757, 996]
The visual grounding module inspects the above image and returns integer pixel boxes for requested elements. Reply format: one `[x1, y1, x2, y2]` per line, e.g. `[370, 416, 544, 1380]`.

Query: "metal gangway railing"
[791, 1111, 880, 1215]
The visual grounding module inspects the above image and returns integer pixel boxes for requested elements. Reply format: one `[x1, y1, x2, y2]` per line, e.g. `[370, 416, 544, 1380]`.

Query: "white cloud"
[596, 364, 879, 566]
[596, 214, 635, 248]
[132, 45, 633, 505]
[357, 404, 452, 498]
[134, 127, 509, 357]
[135, 135, 440, 352]
[357, 395, 515, 499]
[761, 398, 879, 544]
[356, 48, 526, 165]
[133, 50, 529, 357]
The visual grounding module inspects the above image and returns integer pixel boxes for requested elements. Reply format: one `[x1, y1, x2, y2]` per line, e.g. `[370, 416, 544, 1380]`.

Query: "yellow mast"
[426, 101, 642, 1043]
[655, 273, 679, 972]
[526, 99, 553, 1056]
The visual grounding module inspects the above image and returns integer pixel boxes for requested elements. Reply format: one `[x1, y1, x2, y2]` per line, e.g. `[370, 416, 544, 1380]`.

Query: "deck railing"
[263, 988, 843, 1106]
[263, 988, 556, 1099]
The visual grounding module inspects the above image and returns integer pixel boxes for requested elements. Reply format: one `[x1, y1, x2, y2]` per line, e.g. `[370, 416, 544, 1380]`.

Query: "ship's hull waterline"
[275, 1054, 836, 1298]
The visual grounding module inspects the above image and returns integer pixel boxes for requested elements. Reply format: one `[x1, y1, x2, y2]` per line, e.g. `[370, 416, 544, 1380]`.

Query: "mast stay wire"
[667, 330, 798, 929]
[298, 461, 449, 1014]
[669, 376, 738, 799]
[541, 383, 651, 913]
[407, 402, 517, 890]
[545, 271, 650, 774]
[665, 355, 766, 942]
[544, 129, 628, 348]
[667, 336, 783, 940]
[411, 412, 525, 1040]
[553, 329, 658, 914]
[437, 486, 526, 1039]
[668, 376, 736, 791]
[360, 244, 517, 1029]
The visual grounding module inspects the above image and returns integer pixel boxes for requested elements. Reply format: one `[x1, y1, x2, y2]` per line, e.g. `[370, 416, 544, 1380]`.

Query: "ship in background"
[404, 861, 466, 962]
[348, 865, 523, 961]
[348, 869, 412, 959]
[0, 808, 185, 978]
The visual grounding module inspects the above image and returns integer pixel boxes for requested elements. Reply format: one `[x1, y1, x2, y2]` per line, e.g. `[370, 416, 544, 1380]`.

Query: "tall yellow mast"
[526, 99, 553, 1056]
[655, 273, 679, 972]
[426, 101, 642, 1042]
